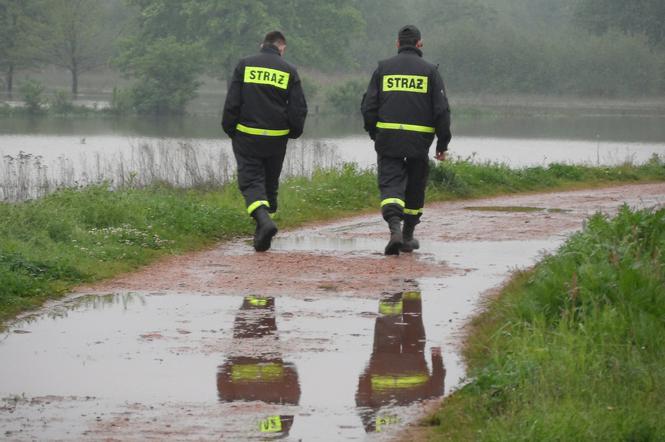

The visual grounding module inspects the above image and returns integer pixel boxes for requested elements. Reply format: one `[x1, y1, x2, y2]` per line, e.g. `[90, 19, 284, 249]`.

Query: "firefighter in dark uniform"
[356, 290, 445, 433]
[361, 25, 452, 255]
[222, 31, 308, 252]
[217, 295, 300, 437]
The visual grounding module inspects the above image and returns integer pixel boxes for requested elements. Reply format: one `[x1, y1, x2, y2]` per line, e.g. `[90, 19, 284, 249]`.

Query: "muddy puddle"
[0, 240, 559, 441]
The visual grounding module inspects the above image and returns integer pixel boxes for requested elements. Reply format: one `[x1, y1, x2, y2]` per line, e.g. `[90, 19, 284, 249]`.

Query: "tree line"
[1, 0, 664, 115]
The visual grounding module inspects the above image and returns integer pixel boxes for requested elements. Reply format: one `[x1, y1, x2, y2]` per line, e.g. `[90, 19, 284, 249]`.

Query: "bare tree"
[42, 0, 112, 96]
[0, 0, 45, 96]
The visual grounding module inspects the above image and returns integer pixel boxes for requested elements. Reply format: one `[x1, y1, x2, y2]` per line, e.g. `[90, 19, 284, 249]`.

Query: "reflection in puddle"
[0, 234, 559, 439]
[217, 296, 299, 437]
[357, 290, 445, 434]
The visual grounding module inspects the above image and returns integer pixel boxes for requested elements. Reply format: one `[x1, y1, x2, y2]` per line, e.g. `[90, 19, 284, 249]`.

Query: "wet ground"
[1, 183, 664, 441]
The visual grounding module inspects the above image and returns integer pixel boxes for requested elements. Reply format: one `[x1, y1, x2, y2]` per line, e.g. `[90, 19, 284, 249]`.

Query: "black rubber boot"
[384, 217, 403, 256]
[252, 206, 278, 252]
[401, 222, 420, 253]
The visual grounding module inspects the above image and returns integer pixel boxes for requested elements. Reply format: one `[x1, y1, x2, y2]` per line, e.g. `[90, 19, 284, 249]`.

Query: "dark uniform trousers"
[361, 46, 451, 228]
[232, 135, 287, 214]
[221, 44, 307, 218]
[378, 154, 429, 225]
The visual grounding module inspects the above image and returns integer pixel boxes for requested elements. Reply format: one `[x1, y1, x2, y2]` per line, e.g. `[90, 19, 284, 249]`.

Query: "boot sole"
[254, 225, 278, 252]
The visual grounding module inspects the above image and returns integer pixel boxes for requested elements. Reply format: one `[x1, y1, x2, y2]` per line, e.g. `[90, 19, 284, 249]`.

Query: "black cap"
[398, 25, 421, 43]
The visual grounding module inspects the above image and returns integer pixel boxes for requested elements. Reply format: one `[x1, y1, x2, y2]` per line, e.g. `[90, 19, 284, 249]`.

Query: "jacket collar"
[260, 44, 281, 56]
[398, 46, 423, 57]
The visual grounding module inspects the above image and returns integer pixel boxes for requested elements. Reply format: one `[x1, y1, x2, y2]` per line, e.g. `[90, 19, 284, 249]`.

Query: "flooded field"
[1, 113, 664, 167]
[1, 111, 664, 201]
[2, 182, 663, 440]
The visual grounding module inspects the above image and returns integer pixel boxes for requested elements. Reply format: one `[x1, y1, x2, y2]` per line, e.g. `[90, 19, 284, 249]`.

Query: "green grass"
[427, 206, 665, 441]
[1, 156, 665, 322]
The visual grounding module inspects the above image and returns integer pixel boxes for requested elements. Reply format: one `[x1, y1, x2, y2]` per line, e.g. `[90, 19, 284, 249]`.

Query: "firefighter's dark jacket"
[361, 46, 451, 157]
[222, 45, 308, 139]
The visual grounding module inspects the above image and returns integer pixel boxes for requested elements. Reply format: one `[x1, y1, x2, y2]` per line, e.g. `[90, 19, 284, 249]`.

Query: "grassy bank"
[1, 156, 665, 322]
[427, 206, 665, 440]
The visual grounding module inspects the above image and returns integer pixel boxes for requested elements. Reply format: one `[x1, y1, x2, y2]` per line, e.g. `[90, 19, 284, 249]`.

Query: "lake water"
[1, 111, 664, 200]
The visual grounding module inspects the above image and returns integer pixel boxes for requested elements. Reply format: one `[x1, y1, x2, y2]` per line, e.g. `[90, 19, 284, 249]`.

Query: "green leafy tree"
[125, 0, 274, 78]
[123, 0, 364, 78]
[115, 36, 205, 115]
[350, 0, 413, 67]
[574, 0, 665, 48]
[181, 0, 276, 77]
[264, 0, 365, 71]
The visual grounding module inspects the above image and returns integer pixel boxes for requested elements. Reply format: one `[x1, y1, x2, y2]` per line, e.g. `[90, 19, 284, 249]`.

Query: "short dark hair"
[398, 25, 421, 46]
[263, 31, 286, 46]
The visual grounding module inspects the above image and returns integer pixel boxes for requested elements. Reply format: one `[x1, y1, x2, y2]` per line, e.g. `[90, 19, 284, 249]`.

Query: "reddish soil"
[77, 182, 665, 299]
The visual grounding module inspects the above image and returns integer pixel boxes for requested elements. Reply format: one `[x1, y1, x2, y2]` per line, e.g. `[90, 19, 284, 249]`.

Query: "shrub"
[48, 90, 75, 114]
[326, 79, 365, 114]
[116, 37, 205, 115]
[300, 75, 320, 101]
[109, 87, 134, 115]
[19, 79, 45, 114]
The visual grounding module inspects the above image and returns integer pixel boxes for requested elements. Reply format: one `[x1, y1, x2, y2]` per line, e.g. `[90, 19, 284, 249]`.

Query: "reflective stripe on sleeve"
[247, 200, 270, 215]
[376, 121, 435, 133]
[236, 124, 290, 137]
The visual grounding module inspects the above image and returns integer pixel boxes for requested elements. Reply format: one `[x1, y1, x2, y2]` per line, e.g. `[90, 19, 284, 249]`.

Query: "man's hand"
[434, 151, 446, 162]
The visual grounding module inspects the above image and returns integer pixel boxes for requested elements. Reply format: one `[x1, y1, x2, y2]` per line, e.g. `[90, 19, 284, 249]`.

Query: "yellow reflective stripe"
[383, 74, 428, 93]
[380, 198, 405, 208]
[259, 415, 283, 433]
[231, 363, 284, 382]
[244, 66, 290, 89]
[236, 124, 290, 136]
[376, 122, 435, 133]
[246, 295, 269, 307]
[375, 415, 399, 433]
[404, 208, 423, 216]
[379, 300, 402, 316]
[402, 291, 421, 301]
[371, 374, 429, 390]
[247, 200, 270, 215]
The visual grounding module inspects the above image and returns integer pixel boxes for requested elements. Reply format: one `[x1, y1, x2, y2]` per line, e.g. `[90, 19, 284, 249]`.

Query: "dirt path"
[1, 183, 664, 441]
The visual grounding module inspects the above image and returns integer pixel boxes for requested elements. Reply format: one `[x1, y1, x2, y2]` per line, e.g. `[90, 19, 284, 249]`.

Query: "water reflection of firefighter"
[356, 291, 445, 433]
[217, 296, 299, 437]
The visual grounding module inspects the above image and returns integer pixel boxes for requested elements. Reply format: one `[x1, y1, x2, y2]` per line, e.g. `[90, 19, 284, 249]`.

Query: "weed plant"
[429, 206, 665, 440]
[0, 140, 341, 202]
